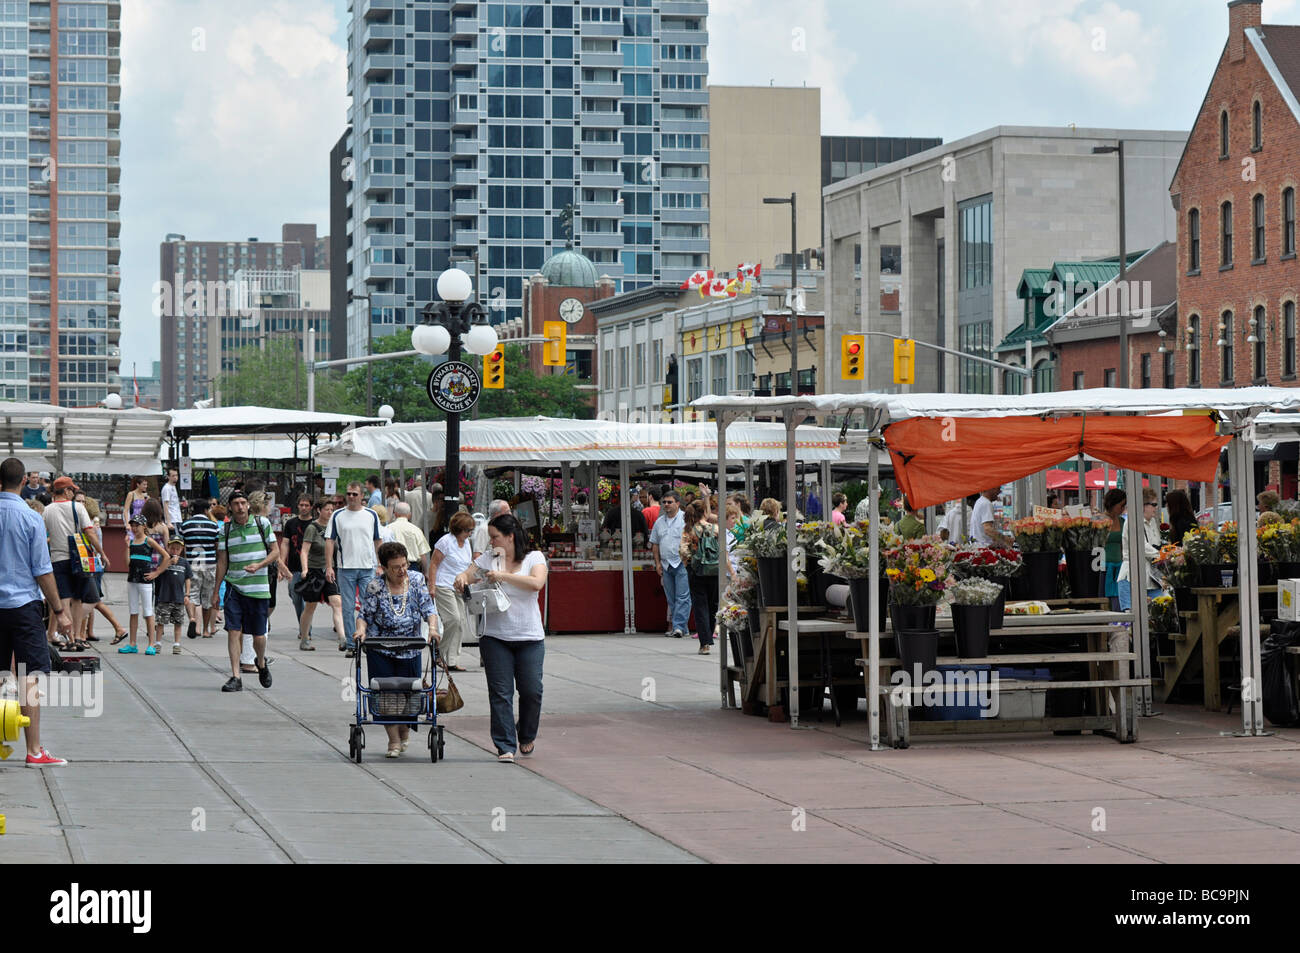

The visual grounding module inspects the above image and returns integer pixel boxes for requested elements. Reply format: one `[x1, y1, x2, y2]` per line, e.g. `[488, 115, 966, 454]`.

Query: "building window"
[1284, 188, 1296, 257]
[1033, 359, 1055, 393]
[634, 342, 645, 386]
[958, 196, 993, 290]
[602, 348, 613, 388]
[1073, 371, 1085, 390]
[1188, 314, 1201, 386]
[710, 354, 727, 396]
[735, 348, 753, 392]
[1104, 368, 1116, 388]
[1004, 368, 1023, 395]
[650, 339, 663, 383]
[686, 357, 703, 402]
[1253, 100, 1262, 150]
[618, 345, 629, 388]
[1163, 350, 1175, 388]
[1140, 354, 1151, 388]
[1221, 201, 1233, 267]
[1221, 110, 1229, 158]
[1286, 300, 1297, 378]
[1221, 310, 1234, 383]
[1188, 208, 1200, 271]
[1253, 193, 1266, 261]
[1254, 304, 1266, 381]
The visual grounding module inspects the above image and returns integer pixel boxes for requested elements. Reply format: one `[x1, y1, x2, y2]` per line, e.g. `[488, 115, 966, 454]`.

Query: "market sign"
[427, 361, 481, 415]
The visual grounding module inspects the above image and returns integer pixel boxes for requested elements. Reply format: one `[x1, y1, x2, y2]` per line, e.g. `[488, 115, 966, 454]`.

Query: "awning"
[166, 406, 385, 438]
[0, 402, 171, 472]
[883, 415, 1225, 509]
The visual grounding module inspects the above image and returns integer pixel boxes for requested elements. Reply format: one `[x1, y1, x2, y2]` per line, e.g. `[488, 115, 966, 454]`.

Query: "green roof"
[540, 248, 598, 288]
[1016, 268, 1053, 298]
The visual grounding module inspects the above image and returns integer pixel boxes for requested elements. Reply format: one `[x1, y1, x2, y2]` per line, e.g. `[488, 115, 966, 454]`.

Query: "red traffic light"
[489, 351, 503, 362]
[846, 342, 861, 355]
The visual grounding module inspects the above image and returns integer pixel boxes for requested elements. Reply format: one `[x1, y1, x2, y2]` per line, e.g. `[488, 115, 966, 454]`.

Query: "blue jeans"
[479, 636, 545, 755]
[337, 567, 371, 648]
[1117, 580, 1160, 612]
[661, 562, 692, 634]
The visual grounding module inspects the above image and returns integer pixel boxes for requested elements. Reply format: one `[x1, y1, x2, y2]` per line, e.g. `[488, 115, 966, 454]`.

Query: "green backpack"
[691, 528, 720, 575]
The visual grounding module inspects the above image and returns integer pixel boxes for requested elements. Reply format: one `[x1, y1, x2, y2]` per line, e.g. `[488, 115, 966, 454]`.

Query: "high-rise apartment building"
[0, 1, 122, 406]
[159, 224, 330, 409]
[344, 0, 709, 357]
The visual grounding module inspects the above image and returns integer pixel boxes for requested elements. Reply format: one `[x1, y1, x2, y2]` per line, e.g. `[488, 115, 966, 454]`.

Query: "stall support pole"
[867, 432, 882, 750]
[744, 464, 754, 508]
[1078, 453, 1086, 509]
[561, 462, 572, 531]
[820, 459, 831, 520]
[397, 460, 405, 506]
[784, 410, 803, 728]
[1228, 418, 1267, 735]
[716, 411, 735, 708]
[1124, 467, 1154, 716]
[421, 468, 430, 541]
[619, 459, 634, 634]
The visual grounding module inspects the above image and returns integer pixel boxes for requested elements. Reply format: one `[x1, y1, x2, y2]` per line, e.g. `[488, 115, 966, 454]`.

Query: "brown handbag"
[435, 657, 464, 714]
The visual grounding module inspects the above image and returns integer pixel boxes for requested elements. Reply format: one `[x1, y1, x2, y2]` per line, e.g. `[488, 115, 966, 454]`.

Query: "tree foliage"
[478, 343, 594, 419]
[217, 338, 350, 412]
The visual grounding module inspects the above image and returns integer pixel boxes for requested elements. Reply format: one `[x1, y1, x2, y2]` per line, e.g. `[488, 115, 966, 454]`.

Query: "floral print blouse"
[359, 568, 437, 658]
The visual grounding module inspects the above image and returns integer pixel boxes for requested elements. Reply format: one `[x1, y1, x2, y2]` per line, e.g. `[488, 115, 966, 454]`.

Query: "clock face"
[559, 297, 585, 324]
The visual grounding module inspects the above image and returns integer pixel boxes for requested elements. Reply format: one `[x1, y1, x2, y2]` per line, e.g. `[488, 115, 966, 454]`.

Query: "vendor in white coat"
[1116, 486, 1161, 611]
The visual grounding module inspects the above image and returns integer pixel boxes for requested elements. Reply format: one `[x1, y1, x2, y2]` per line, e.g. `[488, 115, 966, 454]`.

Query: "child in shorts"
[155, 536, 192, 654]
[122, 514, 170, 655]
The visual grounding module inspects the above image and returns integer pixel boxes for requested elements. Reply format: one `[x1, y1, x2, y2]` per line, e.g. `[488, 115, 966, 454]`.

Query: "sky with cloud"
[121, 0, 1299, 381]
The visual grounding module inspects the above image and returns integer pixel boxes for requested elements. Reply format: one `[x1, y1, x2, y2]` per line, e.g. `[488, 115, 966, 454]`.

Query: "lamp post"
[349, 292, 374, 415]
[1092, 142, 1126, 384]
[764, 194, 798, 396]
[412, 267, 499, 515]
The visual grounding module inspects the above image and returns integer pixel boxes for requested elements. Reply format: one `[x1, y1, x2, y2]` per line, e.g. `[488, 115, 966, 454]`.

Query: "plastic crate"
[995, 667, 1050, 720]
[915, 665, 993, 720]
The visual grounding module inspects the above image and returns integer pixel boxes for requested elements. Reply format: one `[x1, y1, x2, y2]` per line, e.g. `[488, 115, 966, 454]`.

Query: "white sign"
[179, 457, 192, 490]
[786, 288, 806, 312]
[321, 465, 340, 479]
[578, 518, 596, 540]
[324, 478, 337, 496]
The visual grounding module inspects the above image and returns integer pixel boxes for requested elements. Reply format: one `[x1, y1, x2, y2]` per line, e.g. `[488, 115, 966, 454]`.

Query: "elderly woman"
[356, 541, 440, 759]
[455, 513, 547, 763]
[431, 511, 476, 672]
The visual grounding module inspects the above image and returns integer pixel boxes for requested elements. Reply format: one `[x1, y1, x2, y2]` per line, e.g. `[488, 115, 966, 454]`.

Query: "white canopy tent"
[165, 406, 388, 438]
[315, 416, 842, 633]
[0, 401, 171, 475]
[695, 387, 1300, 745]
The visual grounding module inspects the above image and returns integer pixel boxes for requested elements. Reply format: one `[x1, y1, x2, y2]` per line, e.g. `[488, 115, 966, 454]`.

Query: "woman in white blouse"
[455, 513, 547, 763]
[430, 511, 476, 671]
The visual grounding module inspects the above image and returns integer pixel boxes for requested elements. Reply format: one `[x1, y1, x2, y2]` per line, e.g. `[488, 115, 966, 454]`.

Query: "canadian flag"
[699, 277, 735, 299]
[725, 276, 753, 296]
[737, 262, 761, 281]
[679, 269, 714, 291]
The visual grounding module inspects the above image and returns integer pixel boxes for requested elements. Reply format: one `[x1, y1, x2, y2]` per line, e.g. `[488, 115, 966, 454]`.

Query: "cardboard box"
[1279, 578, 1300, 621]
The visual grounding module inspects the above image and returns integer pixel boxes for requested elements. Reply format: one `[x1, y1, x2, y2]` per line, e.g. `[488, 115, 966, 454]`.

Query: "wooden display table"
[1162, 586, 1277, 710]
[849, 610, 1147, 746]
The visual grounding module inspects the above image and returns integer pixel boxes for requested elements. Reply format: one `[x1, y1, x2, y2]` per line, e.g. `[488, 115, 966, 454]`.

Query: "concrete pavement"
[4, 580, 1300, 863]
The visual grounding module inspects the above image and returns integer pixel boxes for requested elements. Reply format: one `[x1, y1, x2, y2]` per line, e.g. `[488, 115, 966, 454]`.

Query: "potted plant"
[747, 514, 789, 606]
[883, 538, 953, 677]
[817, 525, 886, 632]
[1154, 543, 1195, 612]
[1258, 515, 1288, 585]
[797, 520, 835, 605]
[1009, 517, 1062, 600]
[1218, 521, 1239, 586]
[1062, 516, 1110, 598]
[951, 545, 1021, 627]
[1182, 524, 1222, 587]
[1148, 592, 1179, 634]
[1281, 518, 1300, 580]
[948, 577, 1002, 658]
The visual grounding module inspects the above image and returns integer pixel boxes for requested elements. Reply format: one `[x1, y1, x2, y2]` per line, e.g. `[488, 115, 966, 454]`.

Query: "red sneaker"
[26, 748, 67, 767]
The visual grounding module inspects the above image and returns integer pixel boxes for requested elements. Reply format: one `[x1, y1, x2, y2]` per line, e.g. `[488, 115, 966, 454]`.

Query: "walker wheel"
[428, 727, 439, 763]
[353, 726, 365, 763]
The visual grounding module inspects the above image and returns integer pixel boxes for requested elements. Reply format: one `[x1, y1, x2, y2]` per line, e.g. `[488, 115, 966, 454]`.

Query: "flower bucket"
[1021, 550, 1060, 601]
[889, 601, 937, 632]
[757, 556, 789, 607]
[848, 576, 887, 633]
[897, 629, 939, 681]
[1173, 586, 1196, 613]
[991, 586, 1006, 630]
[1198, 563, 1232, 587]
[951, 604, 991, 658]
[1064, 549, 1101, 598]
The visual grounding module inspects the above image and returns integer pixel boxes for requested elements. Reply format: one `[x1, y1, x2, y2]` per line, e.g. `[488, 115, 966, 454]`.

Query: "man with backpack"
[212, 491, 286, 692]
[323, 481, 381, 657]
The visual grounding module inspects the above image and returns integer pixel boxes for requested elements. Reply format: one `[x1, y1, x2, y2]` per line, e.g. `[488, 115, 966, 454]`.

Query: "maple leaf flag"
[725, 276, 753, 296]
[679, 269, 714, 291]
[700, 277, 735, 299]
[737, 262, 761, 282]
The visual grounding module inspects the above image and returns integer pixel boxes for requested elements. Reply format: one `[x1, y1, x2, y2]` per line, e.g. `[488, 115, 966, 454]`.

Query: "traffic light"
[542, 320, 566, 367]
[840, 334, 865, 380]
[483, 344, 505, 388]
[893, 338, 915, 385]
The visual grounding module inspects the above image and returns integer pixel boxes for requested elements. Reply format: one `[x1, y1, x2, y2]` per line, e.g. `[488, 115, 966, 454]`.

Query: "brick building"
[516, 248, 616, 382]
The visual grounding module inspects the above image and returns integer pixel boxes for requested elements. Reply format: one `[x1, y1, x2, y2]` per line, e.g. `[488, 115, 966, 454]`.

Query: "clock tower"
[520, 247, 616, 387]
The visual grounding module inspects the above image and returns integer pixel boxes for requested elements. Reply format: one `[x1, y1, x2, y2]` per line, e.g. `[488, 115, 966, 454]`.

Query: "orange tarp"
[884, 415, 1229, 510]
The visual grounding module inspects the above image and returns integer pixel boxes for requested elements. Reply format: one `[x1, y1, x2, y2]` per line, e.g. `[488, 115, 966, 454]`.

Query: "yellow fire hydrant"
[0, 697, 31, 834]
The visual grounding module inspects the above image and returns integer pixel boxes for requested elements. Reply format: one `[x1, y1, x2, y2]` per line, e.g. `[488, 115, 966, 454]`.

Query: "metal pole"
[561, 461, 572, 531]
[619, 459, 634, 633]
[1124, 467, 1153, 716]
[717, 412, 730, 708]
[785, 410, 801, 727]
[444, 320, 462, 516]
[1117, 140, 1128, 386]
[306, 325, 315, 412]
[1230, 419, 1266, 735]
[867, 433, 881, 750]
[366, 305, 374, 417]
[790, 194, 798, 399]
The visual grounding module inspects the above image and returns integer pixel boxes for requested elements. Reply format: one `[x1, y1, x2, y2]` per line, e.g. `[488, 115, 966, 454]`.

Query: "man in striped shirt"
[213, 491, 287, 692]
[181, 497, 220, 639]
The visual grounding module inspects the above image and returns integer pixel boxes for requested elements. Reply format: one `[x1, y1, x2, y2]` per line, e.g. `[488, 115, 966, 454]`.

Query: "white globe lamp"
[412, 323, 451, 355]
[102, 392, 122, 410]
[436, 267, 474, 303]
[462, 322, 499, 356]
[377, 403, 395, 422]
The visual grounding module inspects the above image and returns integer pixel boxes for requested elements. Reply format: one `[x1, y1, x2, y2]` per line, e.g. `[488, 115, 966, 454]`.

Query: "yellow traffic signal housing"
[542, 320, 566, 367]
[483, 344, 505, 388]
[893, 338, 915, 385]
[840, 334, 865, 380]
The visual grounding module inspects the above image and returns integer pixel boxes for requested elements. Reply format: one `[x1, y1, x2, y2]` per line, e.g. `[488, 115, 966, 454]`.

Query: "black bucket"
[952, 604, 991, 658]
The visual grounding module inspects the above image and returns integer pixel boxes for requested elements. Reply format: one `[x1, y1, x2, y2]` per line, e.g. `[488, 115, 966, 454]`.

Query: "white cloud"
[707, 0, 882, 135]
[119, 0, 347, 375]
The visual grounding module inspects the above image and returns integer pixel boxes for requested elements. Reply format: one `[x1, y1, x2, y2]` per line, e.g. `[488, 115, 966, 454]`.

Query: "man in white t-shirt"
[969, 488, 1008, 548]
[939, 494, 976, 544]
[323, 482, 381, 655]
[161, 468, 182, 530]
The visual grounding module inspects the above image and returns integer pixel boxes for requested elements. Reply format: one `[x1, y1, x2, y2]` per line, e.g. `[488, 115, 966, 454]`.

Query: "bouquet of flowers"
[796, 520, 836, 548]
[1258, 520, 1290, 563]
[1276, 499, 1300, 520]
[1008, 517, 1063, 553]
[1218, 521, 1239, 565]
[952, 545, 1022, 580]
[1181, 525, 1220, 567]
[883, 538, 954, 606]
[1062, 516, 1111, 552]
[1153, 543, 1191, 588]
[746, 513, 787, 558]
[816, 525, 875, 579]
[948, 577, 1003, 607]
[1149, 593, 1179, 633]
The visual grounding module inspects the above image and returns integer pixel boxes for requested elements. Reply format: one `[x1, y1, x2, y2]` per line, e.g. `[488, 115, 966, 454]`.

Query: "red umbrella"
[1045, 468, 1079, 490]
[1084, 467, 1148, 490]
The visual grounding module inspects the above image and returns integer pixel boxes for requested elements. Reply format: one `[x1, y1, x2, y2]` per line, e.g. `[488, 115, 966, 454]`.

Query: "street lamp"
[349, 292, 375, 415]
[377, 403, 395, 423]
[1093, 142, 1127, 384]
[101, 392, 122, 410]
[763, 194, 798, 396]
[414, 267, 499, 515]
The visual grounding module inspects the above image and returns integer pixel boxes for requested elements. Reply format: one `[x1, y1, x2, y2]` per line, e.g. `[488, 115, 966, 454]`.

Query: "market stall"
[694, 387, 1300, 746]
[315, 416, 842, 634]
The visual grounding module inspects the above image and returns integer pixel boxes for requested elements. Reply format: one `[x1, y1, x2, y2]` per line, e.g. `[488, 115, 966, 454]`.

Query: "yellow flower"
[886, 568, 900, 577]
[919, 568, 936, 582]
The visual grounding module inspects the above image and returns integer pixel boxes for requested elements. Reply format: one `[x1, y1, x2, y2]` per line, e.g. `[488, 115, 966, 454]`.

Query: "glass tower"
[0, 0, 121, 405]
[345, 0, 709, 355]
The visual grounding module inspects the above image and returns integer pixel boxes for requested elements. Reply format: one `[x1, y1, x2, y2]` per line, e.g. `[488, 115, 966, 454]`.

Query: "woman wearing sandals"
[454, 514, 547, 763]
[297, 498, 346, 651]
[355, 542, 440, 758]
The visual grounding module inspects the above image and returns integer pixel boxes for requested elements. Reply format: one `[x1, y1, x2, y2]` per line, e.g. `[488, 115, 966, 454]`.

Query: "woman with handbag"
[356, 542, 440, 758]
[430, 511, 476, 672]
[297, 498, 345, 651]
[454, 513, 547, 763]
[680, 500, 724, 655]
